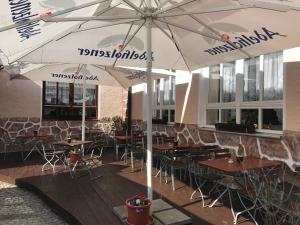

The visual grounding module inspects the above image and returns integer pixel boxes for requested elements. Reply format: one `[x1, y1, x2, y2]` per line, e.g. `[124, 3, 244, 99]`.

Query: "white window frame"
[205, 54, 284, 134]
[153, 76, 176, 124]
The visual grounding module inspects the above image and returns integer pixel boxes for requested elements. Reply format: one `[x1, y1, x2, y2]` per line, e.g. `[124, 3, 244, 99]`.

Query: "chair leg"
[130, 151, 134, 171]
[171, 166, 175, 191]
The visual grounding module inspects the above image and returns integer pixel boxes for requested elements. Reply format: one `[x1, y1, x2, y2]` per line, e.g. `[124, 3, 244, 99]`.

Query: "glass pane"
[74, 84, 96, 105]
[263, 52, 283, 100]
[57, 83, 69, 104]
[163, 79, 170, 105]
[155, 79, 160, 106]
[86, 85, 96, 105]
[45, 81, 57, 104]
[208, 65, 220, 103]
[162, 110, 169, 122]
[241, 109, 258, 127]
[221, 109, 236, 123]
[170, 110, 175, 123]
[243, 57, 260, 101]
[222, 62, 236, 102]
[263, 109, 282, 130]
[206, 109, 219, 125]
[170, 77, 175, 105]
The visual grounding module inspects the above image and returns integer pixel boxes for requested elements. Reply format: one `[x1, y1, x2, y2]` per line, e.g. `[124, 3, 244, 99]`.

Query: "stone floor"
[0, 181, 68, 225]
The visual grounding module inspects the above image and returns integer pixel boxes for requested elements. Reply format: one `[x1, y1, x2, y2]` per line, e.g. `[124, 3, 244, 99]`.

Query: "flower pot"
[236, 156, 244, 163]
[126, 199, 152, 225]
[69, 152, 81, 164]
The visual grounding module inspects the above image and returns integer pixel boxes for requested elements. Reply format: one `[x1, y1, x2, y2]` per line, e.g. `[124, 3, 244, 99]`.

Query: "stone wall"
[132, 120, 300, 170]
[0, 117, 113, 153]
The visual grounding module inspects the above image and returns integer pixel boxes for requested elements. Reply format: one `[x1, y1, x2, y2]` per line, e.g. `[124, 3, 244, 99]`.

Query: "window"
[43, 82, 98, 120]
[205, 51, 284, 132]
[153, 76, 175, 123]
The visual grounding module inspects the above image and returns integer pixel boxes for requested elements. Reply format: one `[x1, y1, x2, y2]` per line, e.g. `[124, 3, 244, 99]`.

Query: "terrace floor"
[0, 152, 256, 225]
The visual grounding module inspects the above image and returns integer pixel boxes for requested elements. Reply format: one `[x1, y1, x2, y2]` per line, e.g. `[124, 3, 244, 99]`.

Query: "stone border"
[132, 120, 300, 170]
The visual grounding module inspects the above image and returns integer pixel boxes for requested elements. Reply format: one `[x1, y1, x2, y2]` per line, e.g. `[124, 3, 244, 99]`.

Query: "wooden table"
[198, 156, 282, 223]
[53, 140, 93, 147]
[114, 136, 132, 160]
[199, 156, 281, 174]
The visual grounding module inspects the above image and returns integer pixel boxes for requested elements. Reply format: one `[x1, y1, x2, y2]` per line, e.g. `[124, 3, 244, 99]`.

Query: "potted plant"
[69, 147, 81, 164]
[112, 116, 125, 135]
[66, 129, 72, 143]
[126, 194, 152, 225]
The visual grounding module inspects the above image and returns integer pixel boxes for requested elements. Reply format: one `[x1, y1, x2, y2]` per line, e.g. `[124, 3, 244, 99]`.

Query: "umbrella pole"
[82, 65, 87, 146]
[146, 16, 153, 200]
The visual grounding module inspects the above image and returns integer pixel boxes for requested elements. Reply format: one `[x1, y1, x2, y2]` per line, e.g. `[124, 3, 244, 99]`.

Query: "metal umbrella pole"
[145, 14, 153, 200]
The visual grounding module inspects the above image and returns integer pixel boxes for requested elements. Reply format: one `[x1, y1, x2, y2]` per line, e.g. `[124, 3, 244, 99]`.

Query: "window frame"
[42, 81, 98, 121]
[205, 53, 284, 134]
[153, 76, 176, 124]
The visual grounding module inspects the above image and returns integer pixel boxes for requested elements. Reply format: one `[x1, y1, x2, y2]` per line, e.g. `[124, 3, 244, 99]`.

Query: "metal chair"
[1, 131, 27, 161]
[128, 134, 145, 172]
[39, 137, 66, 175]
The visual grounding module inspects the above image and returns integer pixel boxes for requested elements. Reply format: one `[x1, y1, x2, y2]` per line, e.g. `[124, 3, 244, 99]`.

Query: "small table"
[115, 135, 132, 160]
[53, 140, 93, 178]
[199, 156, 281, 175]
[53, 140, 93, 147]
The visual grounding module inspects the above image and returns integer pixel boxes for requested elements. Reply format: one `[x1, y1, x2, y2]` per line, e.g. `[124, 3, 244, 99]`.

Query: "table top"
[115, 135, 132, 141]
[23, 134, 49, 139]
[53, 140, 93, 147]
[199, 156, 281, 174]
[152, 143, 174, 151]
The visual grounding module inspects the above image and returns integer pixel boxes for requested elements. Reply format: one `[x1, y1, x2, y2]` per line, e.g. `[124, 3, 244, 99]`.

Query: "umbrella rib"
[72, 19, 141, 33]
[0, 0, 109, 33]
[174, 6, 252, 58]
[157, 0, 173, 10]
[111, 20, 146, 67]
[156, 5, 250, 18]
[155, 18, 222, 42]
[112, 1, 145, 67]
[152, 20, 192, 72]
[121, 0, 145, 15]
[43, 15, 141, 22]
[153, 0, 195, 15]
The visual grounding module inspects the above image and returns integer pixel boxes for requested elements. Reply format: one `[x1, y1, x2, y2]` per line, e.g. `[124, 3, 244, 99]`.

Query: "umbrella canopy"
[20, 63, 172, 88]
[0, 0, 106, 63]
[10, 0, 300, 71]
[2, 0, 300, 199]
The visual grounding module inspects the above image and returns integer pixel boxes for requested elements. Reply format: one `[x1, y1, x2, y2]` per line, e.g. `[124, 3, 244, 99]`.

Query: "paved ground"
[0, 181, 68, 225]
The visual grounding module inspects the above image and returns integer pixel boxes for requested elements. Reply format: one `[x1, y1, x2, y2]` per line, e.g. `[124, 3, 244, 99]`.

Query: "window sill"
[199, 127, 283, 140]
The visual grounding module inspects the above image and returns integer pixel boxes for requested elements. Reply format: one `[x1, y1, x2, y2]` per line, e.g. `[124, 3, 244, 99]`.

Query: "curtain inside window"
[263, 52, 283, 100]
[222, 62, 236, 102]
[244, 57, 260, 101]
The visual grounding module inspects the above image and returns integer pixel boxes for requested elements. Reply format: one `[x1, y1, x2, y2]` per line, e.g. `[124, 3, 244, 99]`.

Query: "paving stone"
[0, 181, 68, 225]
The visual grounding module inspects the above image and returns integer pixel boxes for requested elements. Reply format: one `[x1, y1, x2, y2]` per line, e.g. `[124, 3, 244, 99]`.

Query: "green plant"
[112, 116, 123, 131]
[237, 144, 246, 156]
[70, 147, 81, 154]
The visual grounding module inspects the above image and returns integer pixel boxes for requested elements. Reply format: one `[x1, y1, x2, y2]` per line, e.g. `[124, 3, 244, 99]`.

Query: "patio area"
[0, 151, 259, 225]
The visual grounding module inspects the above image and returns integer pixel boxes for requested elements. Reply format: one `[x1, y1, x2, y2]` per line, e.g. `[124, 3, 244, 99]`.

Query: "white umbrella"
[2, 0, 300, 199]
[20, 63, 172, 88]
[20, 63, 173, 142]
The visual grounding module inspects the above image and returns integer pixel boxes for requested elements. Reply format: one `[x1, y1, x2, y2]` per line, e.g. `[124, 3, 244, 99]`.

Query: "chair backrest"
[132, 135, 145, 151]
[163, 136, 174, 144]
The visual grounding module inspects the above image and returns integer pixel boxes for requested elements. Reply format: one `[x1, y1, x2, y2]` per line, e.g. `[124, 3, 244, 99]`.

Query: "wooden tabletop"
[115, 135, 132, 141]
[53, 140, 93, 147]
[23, 134, 49, 139]
[152, 143, 197, 151]
[152, 143, 174, 151]
[199, 156, 281, 174]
